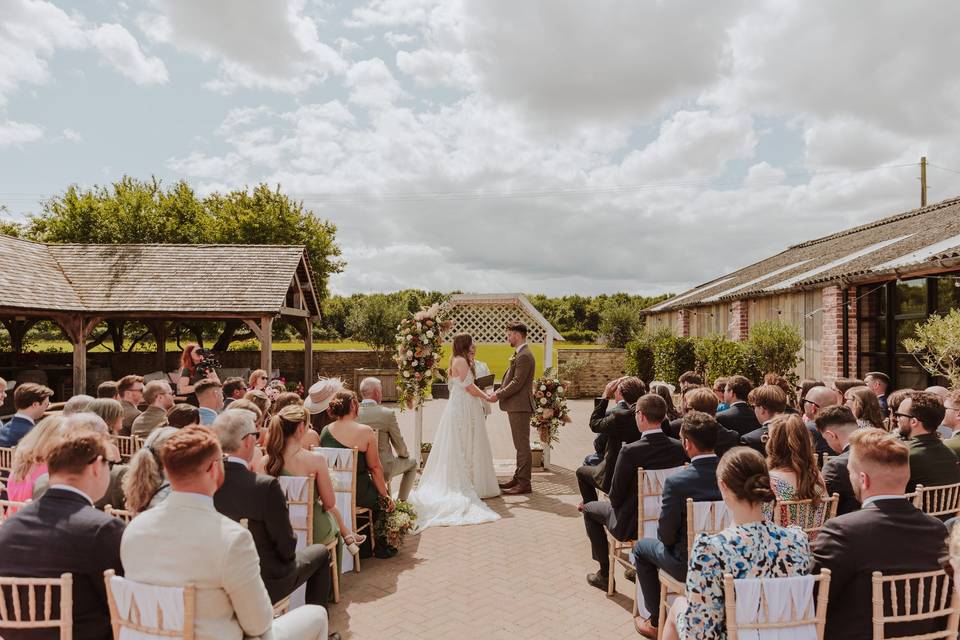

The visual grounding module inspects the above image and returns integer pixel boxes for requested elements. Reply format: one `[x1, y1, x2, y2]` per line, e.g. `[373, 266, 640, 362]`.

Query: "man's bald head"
[805, 385, 840, 417]
[925, 385, 949, 399]
[847, 427, 909, 502]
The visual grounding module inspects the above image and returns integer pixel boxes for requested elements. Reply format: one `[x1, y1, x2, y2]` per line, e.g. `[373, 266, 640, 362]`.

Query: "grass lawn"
[27, 339, 601, 381]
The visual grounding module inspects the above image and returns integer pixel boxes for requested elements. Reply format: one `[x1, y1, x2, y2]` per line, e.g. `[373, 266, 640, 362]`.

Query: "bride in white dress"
[409, 333, 501, 532]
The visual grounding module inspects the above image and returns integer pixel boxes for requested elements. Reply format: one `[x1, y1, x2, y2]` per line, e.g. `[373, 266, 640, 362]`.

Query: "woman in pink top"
[6, 414, 64, 504]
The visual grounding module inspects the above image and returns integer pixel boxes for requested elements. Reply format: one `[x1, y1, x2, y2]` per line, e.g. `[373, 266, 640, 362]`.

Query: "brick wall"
[557, 348, 626, 398]
[730, 300, 749, 341]
[821, 285, 844, 379]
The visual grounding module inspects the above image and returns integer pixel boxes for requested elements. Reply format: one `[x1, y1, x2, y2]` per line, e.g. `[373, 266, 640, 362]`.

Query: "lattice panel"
[445, 303, 547, 344]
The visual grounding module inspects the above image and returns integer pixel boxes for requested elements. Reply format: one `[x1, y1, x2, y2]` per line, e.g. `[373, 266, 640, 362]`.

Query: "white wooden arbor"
[413, 293, 564, 467]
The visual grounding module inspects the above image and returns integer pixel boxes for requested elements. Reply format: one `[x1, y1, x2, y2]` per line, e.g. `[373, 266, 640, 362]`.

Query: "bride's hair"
[451, 333, 476, 378]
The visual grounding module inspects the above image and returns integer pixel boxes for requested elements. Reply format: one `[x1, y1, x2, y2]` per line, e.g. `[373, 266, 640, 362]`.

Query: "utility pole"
[920, 156, 928, 207]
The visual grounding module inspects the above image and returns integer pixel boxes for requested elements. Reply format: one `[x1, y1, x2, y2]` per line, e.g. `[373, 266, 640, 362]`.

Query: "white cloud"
[396, 48, 473, 89]
[166, 151, 244, 179]
[344, 58, 407, 108]
[384, 31, 417, 48]
[0, 120, 44, 147]
[138, 0, 345, 92]
[61, 128, 82, 142]
[90, 23, 168, 85]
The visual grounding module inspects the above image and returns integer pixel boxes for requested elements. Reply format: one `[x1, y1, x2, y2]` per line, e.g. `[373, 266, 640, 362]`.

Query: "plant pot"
[431, 383, 449, 399]
[531, 447, 544, 469]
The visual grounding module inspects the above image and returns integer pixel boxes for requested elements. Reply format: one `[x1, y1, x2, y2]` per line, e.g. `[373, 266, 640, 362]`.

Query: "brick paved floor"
[328, 399, 641, 639]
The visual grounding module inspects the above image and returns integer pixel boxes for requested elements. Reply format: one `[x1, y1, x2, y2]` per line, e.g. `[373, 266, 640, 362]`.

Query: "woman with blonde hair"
[844, 386, 885, 430]
[248, 369, 269, 392]
[262, 404, 363, 568]
[84, 398, 124, 435]
[6, 414, 64, 503]
[122, 427, 178, 513]
[762, 414, 828, 525]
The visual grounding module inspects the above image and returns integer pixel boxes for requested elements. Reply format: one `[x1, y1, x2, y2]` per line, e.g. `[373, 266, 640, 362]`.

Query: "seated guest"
[812, 428, 947, 639]
[764, 373, 800, 414]
[583, 431, 607, 466]
[96, 380, 119, 400]
[249, 368, 269, 393]
[864, 371, 890, 413]
[121, 426, 330, 640]
[122, 427, 179, 513]
[712, 377, 729, 412]
[678, 371, 703, 394]
[582, 393, 685, 590]
[62, 394, 94, 416]
[117, 374, 145, 434]
[0, 382, 54, 447]
[195, 378, 224, 426]
[796, 384, 840, 455]
[762, 414, 828, 524]
[716, 375, 759, 436]
[274, 392, 321, 449]
[263, 405, 361, 569]
[213, 410, 333, 607]
[896, 391, 960, 492]
[85, 398, 124, 435]
[925, 386, 954, 438]
[816, 405, 861, 515]
[666, 387, 740, 457]
[358, 376, 418, 501]
[576, 376, 645, 504]
[304, 378, 343, 435]
[650, 382, 681, 422]
[221, 376, 247, 408]
[943, 389, 960, 457]
[319, 391, 395, 558]
[844, 385, 885, 430]
[662, 447, 811, 640]
[798, 379, 826, 419]
[131, 380, 174, 437]
[5, 414, 63, 502]
[740, 384, 788, 454]
[886, 388, 913, 434]
[833, 377, 867, 397]
[0, 431, 125, 640]
[632, 411, 722, 638]
[167, 402, 200, 429]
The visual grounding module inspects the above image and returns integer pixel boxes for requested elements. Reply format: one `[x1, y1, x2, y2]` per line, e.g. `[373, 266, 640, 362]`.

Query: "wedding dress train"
[409, 372, 500, 532]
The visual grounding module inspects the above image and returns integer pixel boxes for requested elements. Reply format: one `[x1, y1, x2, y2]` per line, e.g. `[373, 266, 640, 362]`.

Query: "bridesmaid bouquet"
[395, 302, 452, 410]
[375, 498, 417, 548]
[529, 371, 572, 447]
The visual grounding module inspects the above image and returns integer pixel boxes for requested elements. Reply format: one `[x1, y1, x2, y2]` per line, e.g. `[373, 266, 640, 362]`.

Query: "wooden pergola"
[0, 236, 321, 394]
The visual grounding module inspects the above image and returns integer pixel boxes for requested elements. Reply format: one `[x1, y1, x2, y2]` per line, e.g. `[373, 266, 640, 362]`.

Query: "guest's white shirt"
[691, 454, 718, 463]
[49, 483, 93, 506]
[640, 429, 663, 438]
[13, 412, 34, 425]
[226, 456, 249, 469]
[861, 495, 907, 508]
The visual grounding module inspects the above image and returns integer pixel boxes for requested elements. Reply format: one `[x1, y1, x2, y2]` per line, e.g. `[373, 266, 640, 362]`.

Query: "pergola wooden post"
[303, 317, 314, 384]
[243, 316, 275, 377]
[52, 315, 100, 396]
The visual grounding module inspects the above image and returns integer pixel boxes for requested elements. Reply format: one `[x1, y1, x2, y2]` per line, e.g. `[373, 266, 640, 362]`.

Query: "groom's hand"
[488, 392, 498, 402]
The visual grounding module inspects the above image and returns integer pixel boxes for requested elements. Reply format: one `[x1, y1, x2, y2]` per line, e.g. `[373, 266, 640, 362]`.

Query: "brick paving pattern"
[328, 399, 640, 639]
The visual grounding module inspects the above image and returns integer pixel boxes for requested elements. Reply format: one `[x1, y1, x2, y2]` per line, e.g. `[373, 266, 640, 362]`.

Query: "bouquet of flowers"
[395, 302, 452, 410]
[265, 378, 286, 401]
[284, 380, 306, 397]
[529, 371, 572, 447]
[374, 497, 417, 548]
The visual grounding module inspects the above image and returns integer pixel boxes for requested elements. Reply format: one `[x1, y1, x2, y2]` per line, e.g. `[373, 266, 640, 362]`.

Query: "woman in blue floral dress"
[662, 447, 812, 640]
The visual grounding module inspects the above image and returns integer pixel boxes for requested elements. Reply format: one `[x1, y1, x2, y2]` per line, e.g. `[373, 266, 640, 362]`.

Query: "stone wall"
[557, 348, 626, 398]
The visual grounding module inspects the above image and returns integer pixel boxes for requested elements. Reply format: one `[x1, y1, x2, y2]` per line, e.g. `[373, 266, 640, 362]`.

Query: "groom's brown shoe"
[502, 483, 531, 495]
[499, 478, 518, 490]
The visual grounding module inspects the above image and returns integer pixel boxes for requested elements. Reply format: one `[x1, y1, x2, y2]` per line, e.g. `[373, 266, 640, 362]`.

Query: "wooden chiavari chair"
[0, 573, 73, 639]
[871, 569, 960, 640]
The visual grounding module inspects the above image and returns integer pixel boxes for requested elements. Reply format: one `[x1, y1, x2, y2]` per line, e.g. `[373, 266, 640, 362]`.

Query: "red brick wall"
[679, 310, 691, 337]
[730, 300, 749, 341]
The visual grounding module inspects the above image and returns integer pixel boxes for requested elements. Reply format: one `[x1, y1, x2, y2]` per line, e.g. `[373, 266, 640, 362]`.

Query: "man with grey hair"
[62, 394, 94, 416]
[211, 411, 332, 608]
[357, 376, 416, 500]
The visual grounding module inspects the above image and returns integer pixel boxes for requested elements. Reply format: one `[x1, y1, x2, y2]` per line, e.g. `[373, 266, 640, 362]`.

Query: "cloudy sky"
[2, 0, 960, 296]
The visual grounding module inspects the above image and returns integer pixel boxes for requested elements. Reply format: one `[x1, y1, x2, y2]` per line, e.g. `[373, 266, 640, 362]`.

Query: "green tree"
[346, 294, 406, 363]
[904, 309, 960, 387]
[744, 321, 804, 383]
[598, 300, 640, 347]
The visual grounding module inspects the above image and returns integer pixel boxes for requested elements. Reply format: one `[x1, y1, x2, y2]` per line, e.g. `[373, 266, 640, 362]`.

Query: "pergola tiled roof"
[0, 235, 321, 393]
[644, 196, 960, 314]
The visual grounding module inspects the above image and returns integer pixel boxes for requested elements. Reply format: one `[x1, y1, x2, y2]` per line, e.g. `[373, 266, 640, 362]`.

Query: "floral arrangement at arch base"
[395, 302, 452, 410]
[375, 497, 417, 548]
[530, 370, 572, 447]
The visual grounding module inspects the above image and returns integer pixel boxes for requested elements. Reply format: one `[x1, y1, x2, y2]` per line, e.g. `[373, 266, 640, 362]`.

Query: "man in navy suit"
[581, 393, 686, 591]
[631, 411, 722, 638]
[0, 430, 125, 640]
[715, 375, 760, 436]
[0, 382, 53, 447]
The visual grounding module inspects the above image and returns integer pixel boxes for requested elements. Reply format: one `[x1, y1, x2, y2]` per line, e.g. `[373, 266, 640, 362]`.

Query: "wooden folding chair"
[871, 569, 960, 639]
[0, 446, 13, 474]
[0, 573, 73, 639]
[102, 504, 134, 524]
[771, 493, 840, 538]
[112, 435, 145, 462]
[606, 466, 685, 604]
[315, 447, 373, 572]
[723, 570, 831, 640]
[103, 569, 195, 639]
[0, 498, 28, 524]
[656, 498, 731, 640]
[912, 483, 960, 519]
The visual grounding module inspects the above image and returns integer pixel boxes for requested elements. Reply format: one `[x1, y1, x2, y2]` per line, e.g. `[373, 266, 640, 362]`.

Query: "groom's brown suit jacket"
[498, 344, 536, 413]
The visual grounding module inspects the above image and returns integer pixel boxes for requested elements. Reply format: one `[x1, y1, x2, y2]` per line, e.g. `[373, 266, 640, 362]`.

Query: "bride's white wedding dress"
[409, 371, 501, 532]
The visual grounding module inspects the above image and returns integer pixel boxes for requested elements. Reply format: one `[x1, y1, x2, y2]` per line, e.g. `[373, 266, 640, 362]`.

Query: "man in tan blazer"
[491, 322, 536, 495]
[357, 376, 417, 500]
[121, 426, 331, 640]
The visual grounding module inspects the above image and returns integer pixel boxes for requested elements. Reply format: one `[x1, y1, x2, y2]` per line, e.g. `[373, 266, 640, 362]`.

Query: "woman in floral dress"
[762, 414, 828, 527]
[662, 447, 811, 639]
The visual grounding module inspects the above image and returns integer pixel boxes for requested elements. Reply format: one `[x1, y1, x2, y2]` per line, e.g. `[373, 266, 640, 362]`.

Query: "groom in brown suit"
[490, 322, 536, 495]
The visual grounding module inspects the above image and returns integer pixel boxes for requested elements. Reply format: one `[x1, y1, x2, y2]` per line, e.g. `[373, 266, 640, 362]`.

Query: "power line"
[929, 163, 960, 176]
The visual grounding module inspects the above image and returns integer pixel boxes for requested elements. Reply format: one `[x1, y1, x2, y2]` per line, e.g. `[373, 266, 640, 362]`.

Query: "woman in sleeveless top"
[6, 415, 63, 505]
[262, 405, 365, 569]
[762, 414, 828, 527]
[319, 390, 396, 558]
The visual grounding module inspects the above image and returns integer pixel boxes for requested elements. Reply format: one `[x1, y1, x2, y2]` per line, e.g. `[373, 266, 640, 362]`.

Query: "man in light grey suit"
[357, 377, 417, 501]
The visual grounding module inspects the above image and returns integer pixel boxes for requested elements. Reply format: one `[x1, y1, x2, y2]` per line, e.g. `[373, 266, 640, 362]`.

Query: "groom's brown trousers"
[508, 411, 533, 484]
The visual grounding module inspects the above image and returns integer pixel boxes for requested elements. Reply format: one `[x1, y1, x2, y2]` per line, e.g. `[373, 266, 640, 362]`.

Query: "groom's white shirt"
[515, 342, 527, 354]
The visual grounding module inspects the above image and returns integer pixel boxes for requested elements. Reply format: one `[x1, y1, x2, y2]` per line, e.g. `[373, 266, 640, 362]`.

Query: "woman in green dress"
[262, 404, 365, 570]
[320, 390, 396, 558]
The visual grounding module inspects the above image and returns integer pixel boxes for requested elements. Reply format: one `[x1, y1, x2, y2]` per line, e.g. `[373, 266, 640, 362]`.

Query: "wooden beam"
[153, 321, 168, 372]
[279, 306, 310, 318]
[303, 317, 313, 385]
[260, 315, 273, 375]
[242, 319, 264, 342]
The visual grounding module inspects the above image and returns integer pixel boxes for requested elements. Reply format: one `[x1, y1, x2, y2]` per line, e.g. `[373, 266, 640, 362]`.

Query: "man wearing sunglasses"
[0, 431, 125, 640]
